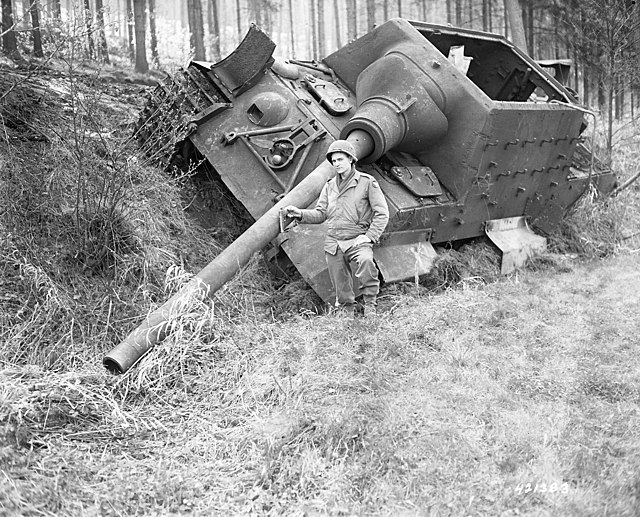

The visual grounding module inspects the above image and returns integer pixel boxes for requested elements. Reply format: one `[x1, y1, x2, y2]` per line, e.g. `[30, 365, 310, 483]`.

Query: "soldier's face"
[331, 152, 352, 176]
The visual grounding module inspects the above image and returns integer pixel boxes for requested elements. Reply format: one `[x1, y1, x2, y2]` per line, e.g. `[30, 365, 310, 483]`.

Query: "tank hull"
[104, 20, 616, 373]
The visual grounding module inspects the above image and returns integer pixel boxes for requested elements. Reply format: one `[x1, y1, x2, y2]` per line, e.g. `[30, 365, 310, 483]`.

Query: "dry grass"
[425, 239, 502, 292]
[4, 254, 640, 516]
[2, 62, 640, 516]
[548, 120, 640, 259]
[548, 185, 629, 259]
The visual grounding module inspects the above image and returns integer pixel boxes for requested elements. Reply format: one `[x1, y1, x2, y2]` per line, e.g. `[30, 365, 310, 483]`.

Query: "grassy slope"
[2, 62, 640, 516]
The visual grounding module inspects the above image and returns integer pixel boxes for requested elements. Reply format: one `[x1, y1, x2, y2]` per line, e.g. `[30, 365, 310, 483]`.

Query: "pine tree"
[1, 0, 18, 55]
[187, 0, 206, 60]
[29, 0, 43, 58]
[133, 0, 148, 73]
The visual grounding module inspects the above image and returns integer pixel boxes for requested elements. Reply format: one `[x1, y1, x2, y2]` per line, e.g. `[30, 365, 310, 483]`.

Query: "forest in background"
[2, 0, 639, 121]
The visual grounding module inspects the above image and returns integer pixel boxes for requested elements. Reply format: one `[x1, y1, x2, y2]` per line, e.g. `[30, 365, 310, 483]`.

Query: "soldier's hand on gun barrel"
[283, 206, 302, 219]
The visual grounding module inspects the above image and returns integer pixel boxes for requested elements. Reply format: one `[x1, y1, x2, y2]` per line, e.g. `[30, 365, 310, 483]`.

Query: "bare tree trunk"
[126, 0, 135, 62]
[597, 68, 606, 107]
[309, 0, 317, 58]
[83, 0, 95, 59]
[615, 77, 623, 120]
[635, 1, 640, 111]
[22, 0, 29, 30]
[504, 0, 508, 37]
[95, 0, 110, 63]
[573, 45, 579, 97]
[207, 0, 220, 61]
[188, 0, 206, 60]
[29, 0, 43, 57]
[636, 5, 640, 116]
[346, 0, 357, 40]
[553, 0, 559, 59]
[504, 0, 527, 53]
[525, 1, 534, 58]
[447, 0, 452, 24]
[148, 0, 159, 65]
[133, 0, 148, 73]
[52, 0, 61, 19]
[248, 0, 260, 26]
[317, 0, 325, 56]
[482, 0, 489, 31]
[367, 0, 375, 29]
[235, 0, 242, 43]
[262, 0, 274, 34]
[333, 0, 341, 48]
[288, 0, 295, 57]
[398, 0, 402, 17]
[383, 0, 388, 21]
[582, 62, 590, 106]
[488, 0, 492, 31]
[606, 69, 613, 163]
[2, 0, 17, 54]
[522, 2, 528, 48]
[455, 0, 462, 26]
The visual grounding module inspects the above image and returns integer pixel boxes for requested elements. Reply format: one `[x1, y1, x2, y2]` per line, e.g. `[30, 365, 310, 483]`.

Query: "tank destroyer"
[103, 19, 616, 373]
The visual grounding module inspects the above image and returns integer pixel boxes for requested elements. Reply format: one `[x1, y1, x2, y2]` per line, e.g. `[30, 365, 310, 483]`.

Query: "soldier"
[284, 140, 389, 317]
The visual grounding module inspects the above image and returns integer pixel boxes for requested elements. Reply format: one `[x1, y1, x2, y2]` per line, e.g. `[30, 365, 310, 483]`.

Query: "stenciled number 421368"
[514, 482, 569, 495]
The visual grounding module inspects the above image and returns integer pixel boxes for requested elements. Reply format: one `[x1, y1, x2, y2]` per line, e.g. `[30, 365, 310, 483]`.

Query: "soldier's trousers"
[325, 243, 380, 308]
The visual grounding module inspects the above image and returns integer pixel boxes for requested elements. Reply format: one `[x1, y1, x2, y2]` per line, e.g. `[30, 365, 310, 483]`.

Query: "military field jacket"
[299, 170, 389, 255]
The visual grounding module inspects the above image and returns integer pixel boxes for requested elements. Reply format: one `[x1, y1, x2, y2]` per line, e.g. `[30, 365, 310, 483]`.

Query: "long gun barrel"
[103, 131, 373, 374]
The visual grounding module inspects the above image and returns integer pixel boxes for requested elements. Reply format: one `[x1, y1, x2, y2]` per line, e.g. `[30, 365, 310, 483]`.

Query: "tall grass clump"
[425, 239, 502, 292]
[548, 185, 626, 258]
[549, 120, 640, 259]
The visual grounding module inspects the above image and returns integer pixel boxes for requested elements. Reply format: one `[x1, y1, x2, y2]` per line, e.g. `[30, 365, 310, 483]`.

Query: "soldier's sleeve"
[365, 178, 389, 243]
[299, 183, 329, 224]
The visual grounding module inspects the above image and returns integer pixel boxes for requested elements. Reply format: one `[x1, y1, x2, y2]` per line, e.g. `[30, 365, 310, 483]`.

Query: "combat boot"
[363, 304, 377, 318]
[337, 305, 355, 319]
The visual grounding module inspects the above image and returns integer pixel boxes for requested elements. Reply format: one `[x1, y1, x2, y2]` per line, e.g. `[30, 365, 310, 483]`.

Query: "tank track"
[135, 64, 227, 169]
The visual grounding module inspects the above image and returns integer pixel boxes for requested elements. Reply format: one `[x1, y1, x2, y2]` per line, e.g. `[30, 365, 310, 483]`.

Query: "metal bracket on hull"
[386, 152, 443, 198]
[485, 216, 546, 274]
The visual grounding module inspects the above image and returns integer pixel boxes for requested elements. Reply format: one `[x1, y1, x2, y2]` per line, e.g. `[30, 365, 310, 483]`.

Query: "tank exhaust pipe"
[103, 130, 374, 374]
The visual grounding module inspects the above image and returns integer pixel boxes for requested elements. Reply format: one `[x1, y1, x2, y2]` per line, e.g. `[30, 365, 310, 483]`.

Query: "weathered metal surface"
[389, 166, 442, 198]
[375, 230, 438, 283]
[280, 223, 335, 303]
[302, 74, 351, 116]
[485, 216, 547, 274]
[210, 24, 276, 97]
[107, 20, 618, 373]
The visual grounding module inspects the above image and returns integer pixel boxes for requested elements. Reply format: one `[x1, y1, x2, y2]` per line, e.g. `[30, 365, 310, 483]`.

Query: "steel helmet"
[326, 140, 357, 163]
